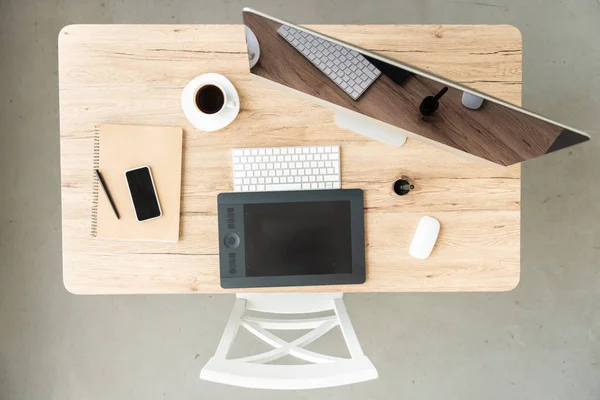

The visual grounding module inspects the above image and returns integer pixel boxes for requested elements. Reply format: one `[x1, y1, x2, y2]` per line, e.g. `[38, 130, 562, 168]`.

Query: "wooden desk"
[59, 25, 521, 294]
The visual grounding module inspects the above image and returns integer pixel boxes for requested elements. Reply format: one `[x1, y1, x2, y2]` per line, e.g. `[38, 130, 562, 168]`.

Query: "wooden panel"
[59, 24, 521, 294]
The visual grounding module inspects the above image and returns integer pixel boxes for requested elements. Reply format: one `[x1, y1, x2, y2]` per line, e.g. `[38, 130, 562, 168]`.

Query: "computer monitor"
[242, 8, 590, 167]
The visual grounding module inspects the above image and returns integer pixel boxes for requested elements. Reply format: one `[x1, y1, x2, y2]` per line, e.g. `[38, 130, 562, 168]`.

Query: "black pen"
[95, 169, 120, 219]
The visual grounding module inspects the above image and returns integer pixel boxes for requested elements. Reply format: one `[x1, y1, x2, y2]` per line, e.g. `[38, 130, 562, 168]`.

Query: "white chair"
[200, 293, 378, 390]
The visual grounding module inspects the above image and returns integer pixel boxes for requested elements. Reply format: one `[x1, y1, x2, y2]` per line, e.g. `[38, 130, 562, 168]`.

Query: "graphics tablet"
[217, 189, 365, 288]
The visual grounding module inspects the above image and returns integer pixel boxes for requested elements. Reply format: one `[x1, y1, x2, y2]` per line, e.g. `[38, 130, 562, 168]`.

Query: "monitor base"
[334, 112, 407, 147]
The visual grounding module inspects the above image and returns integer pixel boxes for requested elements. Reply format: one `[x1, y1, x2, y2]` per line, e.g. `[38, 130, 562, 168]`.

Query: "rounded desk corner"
[58, 24, 75, 42]
[63, 276, 83, 295]
[503, 271, 521, 292]
[502, 24, 523, 45]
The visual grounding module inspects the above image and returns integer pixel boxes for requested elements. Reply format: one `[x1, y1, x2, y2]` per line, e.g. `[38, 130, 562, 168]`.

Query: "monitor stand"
[334, 112, 407, 147]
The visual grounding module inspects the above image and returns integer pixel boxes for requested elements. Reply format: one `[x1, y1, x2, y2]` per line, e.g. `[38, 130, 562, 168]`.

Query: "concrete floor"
[1, 0, 599, 398]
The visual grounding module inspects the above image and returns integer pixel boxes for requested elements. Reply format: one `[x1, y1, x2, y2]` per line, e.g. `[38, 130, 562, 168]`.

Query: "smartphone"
[124, 166, 162, 222]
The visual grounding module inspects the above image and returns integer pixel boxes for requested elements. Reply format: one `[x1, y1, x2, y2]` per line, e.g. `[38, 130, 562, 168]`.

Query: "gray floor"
[1, 0, 599, 398]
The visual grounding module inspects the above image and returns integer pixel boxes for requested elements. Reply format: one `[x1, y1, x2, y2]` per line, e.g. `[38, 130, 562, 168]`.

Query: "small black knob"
[393, 179, 414, 196]
[419, 87, 448, 116]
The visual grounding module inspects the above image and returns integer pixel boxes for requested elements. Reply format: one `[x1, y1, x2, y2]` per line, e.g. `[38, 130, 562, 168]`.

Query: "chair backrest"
[200, 293, 378, 390]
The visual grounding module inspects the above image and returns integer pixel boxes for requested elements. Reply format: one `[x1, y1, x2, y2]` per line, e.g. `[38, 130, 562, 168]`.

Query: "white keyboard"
[232, 145, 341, 192]
[277, 24, 381, 100]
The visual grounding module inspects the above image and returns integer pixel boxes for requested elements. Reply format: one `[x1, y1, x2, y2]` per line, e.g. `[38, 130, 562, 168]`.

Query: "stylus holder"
[393, 179, 414, 196]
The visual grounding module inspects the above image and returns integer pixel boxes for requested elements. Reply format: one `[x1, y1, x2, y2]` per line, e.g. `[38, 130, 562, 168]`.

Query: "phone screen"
[125, 167, 161, 221]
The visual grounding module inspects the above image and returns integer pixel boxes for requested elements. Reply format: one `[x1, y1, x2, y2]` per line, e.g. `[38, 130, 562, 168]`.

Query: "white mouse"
[409, 216, 440, 259]
[462, 91, 484, 110]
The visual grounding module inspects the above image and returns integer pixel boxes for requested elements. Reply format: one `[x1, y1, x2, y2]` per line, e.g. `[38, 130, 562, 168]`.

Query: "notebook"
[91, 124, 183, 242]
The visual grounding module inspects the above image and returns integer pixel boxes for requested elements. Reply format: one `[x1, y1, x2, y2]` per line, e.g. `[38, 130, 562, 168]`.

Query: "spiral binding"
[90, 126, 100, 237]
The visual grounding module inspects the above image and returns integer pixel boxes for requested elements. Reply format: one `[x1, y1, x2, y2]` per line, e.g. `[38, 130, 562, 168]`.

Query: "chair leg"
[333, 298, 365, 359]
[214, 298, 247, 359]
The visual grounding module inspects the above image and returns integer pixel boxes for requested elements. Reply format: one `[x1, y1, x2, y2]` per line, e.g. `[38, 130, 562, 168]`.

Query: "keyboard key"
[324, 175, 338, 182]
[250, 178, 257, 184]
[266, 183, 302, 191]
[234, 171, 246, 178]
[257, 184, 265, 191]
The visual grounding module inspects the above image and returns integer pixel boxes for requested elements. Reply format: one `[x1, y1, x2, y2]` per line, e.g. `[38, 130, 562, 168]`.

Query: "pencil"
[95, 169, 120, 219]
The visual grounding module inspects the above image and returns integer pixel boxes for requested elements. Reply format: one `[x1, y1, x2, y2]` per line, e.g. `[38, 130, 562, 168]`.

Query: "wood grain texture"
[59, 24, 521, 294]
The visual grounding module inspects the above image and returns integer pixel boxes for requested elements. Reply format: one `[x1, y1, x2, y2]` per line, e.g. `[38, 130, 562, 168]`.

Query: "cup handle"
[225, 100, 237, 109]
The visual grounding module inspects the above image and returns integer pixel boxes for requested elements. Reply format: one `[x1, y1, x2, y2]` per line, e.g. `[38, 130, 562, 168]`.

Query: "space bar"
[265, 183, 302, 191]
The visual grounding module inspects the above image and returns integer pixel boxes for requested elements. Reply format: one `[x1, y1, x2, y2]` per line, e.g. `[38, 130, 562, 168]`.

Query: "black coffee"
[195, 85, 225, 114]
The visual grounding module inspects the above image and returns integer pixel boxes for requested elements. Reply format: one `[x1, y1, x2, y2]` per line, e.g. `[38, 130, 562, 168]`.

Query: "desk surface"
[59, 24, 521, 294]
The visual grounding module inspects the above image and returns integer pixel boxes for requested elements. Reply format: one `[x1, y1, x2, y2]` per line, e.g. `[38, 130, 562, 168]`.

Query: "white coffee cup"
[194, 83, 237, 115]
[182, 73, 240, 132]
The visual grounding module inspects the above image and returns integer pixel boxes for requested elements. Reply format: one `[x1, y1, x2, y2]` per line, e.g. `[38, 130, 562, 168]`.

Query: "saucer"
[181, 73, 240, 132]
